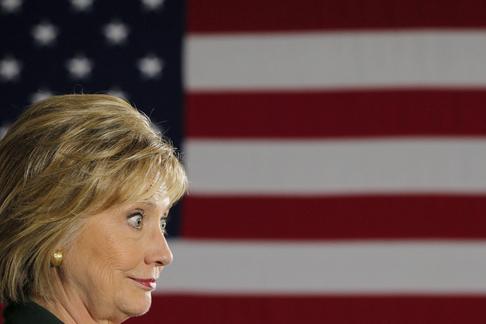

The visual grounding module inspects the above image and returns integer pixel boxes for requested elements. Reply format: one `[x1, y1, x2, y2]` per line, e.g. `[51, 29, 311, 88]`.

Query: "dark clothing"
[3, 301, 63, 324]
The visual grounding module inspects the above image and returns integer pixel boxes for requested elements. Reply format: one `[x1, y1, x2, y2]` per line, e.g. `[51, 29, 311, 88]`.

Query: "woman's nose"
[146, 229, 173, 267]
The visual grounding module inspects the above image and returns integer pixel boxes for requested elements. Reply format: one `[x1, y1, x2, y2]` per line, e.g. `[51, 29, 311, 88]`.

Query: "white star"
[0, 57, 21, 81]
[70, 0, 94, 11]
[140, 0, 164, 11]
[103, 21, 129, 45]
[0, 0, 22, 13]
[66, 55, 93, 79]
[31, 22, 58, 46]
[137, 55, 163, 79]
[107, 87, 128, 100]
[0, 123, 10, 139]
[30, 89, 54, 103]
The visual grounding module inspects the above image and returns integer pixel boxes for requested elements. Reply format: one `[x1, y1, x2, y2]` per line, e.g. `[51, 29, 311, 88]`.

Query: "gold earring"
[50, 250, 63, 267]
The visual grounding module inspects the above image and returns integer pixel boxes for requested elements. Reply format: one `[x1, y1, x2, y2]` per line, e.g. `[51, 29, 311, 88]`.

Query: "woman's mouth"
[129, 277, 156, 291]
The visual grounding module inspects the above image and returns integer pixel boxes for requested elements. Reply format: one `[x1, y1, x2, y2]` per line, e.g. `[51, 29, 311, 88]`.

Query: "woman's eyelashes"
[160, 217, 168, 234]
[127, 211, 144, 230]
[127, 210, 169, 235]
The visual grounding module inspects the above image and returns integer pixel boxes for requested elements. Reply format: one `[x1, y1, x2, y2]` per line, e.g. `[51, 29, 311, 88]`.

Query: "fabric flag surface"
[173, 0, 486, 323]
[2, 0, 486, 323]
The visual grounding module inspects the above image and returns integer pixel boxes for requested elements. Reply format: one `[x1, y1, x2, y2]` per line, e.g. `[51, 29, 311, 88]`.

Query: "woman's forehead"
[139, 192, 171, 209]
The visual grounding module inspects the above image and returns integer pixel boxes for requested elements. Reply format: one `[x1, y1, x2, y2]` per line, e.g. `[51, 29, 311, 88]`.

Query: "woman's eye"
[127, 213, 144, 230]
[160, 219, 167, 232]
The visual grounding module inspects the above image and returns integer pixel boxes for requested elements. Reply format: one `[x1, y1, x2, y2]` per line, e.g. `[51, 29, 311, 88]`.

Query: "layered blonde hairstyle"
[0, 94, 187, 304]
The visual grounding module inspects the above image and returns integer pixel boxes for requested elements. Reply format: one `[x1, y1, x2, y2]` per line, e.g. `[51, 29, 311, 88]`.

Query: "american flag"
[2, 0, 486, 323]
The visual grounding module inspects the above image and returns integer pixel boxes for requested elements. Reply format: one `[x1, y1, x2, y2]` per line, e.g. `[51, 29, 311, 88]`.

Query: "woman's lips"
[129, 277, 156, 290]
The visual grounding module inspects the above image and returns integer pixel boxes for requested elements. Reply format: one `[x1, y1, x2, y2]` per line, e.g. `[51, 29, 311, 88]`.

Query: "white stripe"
[186, 31, 486, 90]
[156, 240, 486, 294]
[184, 139, 486, 195]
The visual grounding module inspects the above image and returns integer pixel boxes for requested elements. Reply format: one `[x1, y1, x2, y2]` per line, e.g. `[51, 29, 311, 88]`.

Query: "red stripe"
[186, 90, 486, 139]
[130, 294, 486, 324]
[188, 0, 486, 32]
[5, 296, 486, 323]
[182, 195, 486, 240]
[5, 296, 485, 323]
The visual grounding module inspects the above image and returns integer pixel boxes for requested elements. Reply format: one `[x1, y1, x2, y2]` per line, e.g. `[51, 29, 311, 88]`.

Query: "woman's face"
[61, 195, 173, 321]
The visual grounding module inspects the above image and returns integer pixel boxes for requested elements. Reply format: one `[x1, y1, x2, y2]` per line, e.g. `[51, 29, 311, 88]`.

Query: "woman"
[0, 94, 187, 323]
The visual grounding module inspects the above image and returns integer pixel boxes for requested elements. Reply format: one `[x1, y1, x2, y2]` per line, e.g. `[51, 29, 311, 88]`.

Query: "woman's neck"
[32, 283, 124, 324]
[33, 296, 106, 324]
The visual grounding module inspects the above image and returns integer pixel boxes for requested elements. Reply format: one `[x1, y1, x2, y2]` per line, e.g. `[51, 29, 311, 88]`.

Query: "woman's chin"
[118, 291, 152, 318]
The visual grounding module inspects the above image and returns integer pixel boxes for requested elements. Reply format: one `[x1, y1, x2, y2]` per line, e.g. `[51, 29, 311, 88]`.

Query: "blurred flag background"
[2, 0, 486, 323]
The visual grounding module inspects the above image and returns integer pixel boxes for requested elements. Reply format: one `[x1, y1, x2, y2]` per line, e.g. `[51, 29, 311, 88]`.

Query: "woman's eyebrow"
[137, 201, 170, 217]
[139, 201, 157, 208]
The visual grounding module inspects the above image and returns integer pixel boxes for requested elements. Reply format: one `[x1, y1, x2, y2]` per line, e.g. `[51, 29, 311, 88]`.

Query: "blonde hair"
[0, 94, 187, 304]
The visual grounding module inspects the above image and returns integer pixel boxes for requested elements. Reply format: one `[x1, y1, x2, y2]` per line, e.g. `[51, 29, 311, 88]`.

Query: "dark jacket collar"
[3, 301, 63, 324]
